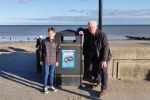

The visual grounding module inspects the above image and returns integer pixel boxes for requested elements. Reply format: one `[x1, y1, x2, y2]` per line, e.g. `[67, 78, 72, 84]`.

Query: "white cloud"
[24, 16, 98, 24]
[70, 9, 77, 12]
[7, 15, 150, 25]
[6, 8, 150, 25]
[87, 10, 98, 16]
[85, 9, 150, 18]
[78, 10, 86, 13]
[11, 0, 16, 2]
[103, 9, 150, 18]
[6, 16, 96, 25]
[20, 0, 28, 3]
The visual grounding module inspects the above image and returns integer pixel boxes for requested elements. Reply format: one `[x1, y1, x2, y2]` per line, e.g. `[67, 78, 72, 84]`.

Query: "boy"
[39, 27, 60, 93]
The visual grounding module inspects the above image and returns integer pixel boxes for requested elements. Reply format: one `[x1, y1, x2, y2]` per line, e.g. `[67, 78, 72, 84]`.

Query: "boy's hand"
[56, 62, 59, 67]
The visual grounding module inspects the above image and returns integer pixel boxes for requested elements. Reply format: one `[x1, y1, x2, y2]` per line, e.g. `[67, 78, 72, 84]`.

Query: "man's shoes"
[92, 83, 101, 90]
[43, 87, 48, 94]
[49, 87, 57, 92]
[99, 90, 106, 99]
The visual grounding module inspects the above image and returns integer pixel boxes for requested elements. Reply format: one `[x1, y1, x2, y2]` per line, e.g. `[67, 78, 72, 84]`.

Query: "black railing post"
[99, 0, 103, 30]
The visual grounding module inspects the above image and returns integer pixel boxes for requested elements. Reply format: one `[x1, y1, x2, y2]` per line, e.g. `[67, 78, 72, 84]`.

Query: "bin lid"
[56, 29, 77, 36]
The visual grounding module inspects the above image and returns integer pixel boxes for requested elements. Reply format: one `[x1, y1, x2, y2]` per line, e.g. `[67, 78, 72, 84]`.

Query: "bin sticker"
[62, 50, 75, 68]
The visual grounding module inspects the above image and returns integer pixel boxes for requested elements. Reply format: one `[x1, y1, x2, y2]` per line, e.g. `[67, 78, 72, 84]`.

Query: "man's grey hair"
[88, 21, 97, 26]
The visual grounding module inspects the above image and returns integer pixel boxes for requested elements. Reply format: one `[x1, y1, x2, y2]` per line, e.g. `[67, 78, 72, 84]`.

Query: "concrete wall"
[109, 47, 150, 79]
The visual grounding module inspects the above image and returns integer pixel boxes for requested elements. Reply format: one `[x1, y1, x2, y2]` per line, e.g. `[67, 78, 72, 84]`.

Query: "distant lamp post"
[99, 0, 103, 30]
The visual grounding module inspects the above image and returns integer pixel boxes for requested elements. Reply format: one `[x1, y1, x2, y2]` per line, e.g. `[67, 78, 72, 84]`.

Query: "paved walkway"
[0, 47, 150, 100]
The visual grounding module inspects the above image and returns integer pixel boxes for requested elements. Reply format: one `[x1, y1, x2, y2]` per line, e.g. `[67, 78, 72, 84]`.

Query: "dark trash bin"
[55, 29, 83, 86]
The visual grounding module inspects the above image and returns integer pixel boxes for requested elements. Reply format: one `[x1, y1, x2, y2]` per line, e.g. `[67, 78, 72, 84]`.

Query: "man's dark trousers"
[90, 55, 108, 90]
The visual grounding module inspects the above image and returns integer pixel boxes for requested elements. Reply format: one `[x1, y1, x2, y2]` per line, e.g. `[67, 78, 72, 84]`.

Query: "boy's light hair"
[88, 21, 97, 26]
[48, 27, 56, 33]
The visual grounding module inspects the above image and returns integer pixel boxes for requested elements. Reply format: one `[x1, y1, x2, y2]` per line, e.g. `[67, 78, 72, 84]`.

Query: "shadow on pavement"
[0, 51, 43, 92]
[57, 84, 101, 100]
[55, 76, 101, 100]
[0, 51, 102, 99]
[0, 49, 10, 52]
[145, 70, 150, 81]
[8, 47, 28, 52]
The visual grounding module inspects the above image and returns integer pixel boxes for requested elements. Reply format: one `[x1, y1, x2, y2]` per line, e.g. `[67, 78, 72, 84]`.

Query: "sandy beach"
[0, 40, 150, 100]
[1, 40, 150, 48]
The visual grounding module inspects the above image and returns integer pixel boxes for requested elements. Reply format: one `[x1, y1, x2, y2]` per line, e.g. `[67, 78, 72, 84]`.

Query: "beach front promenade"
[0, 41, 150, 100]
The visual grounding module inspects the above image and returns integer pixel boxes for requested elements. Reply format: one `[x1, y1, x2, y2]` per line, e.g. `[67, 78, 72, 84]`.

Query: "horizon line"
[0, 24, 150, 26]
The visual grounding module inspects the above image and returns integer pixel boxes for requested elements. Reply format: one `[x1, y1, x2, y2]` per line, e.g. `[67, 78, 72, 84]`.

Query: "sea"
[0, 25, 150, 42]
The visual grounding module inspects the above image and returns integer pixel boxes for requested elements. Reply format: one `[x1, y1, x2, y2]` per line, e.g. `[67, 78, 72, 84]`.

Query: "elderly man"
[78, 21, 112, 99]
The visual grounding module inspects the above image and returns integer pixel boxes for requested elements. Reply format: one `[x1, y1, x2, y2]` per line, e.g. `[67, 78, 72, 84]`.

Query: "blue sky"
[0, 0, 150, 25]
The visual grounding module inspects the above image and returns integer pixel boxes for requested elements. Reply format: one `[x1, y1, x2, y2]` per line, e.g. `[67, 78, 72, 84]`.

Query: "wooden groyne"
[125, 35, 150, 40]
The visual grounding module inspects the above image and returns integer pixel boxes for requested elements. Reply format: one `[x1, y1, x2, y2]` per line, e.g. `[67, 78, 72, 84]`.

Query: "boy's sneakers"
[43, 87, 48, 94]
[49, 87, 57, 92]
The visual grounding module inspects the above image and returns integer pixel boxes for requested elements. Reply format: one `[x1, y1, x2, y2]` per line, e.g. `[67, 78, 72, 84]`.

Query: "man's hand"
[55, 62, 59, 67]
[40, 61, 43, 66]
[79, 31, 84, 35]
[100, 61, 107, 68]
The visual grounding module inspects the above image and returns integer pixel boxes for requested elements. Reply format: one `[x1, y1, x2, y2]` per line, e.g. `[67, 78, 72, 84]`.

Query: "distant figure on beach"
[10, 37, 11, 42]
[77, 21, 112, 99]
[39, 27, 60, 93]
[2, 37, 5, 41]
[27, 37, 29, 42]
[36, 35, 43, 49]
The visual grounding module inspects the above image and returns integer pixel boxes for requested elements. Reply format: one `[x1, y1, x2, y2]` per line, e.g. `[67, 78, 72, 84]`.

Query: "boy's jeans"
[43, 64, 55, 88]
